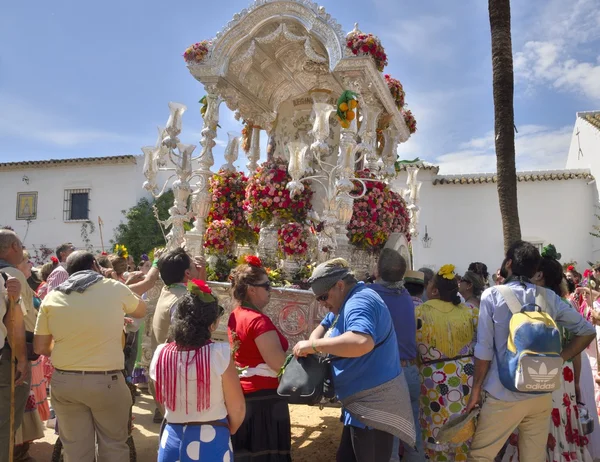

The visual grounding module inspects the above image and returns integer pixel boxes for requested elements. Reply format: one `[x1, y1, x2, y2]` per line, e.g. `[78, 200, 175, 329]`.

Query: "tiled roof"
[0, 155, 137, 171]
[395, 161, 440, 174]
[432, 169, 594, 185]
[579, 111, 600, 132]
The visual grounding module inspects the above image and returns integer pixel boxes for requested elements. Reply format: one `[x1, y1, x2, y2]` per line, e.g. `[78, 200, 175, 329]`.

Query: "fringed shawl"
[155, 342, 212, 414]
[417, 299, 475, 359]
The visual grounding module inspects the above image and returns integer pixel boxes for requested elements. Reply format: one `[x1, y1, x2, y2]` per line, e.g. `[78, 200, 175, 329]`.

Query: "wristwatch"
[15, 297, 22, 305]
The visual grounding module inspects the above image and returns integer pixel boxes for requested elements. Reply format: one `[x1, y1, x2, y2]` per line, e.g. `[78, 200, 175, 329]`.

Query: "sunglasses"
[249, 281, 271, 291]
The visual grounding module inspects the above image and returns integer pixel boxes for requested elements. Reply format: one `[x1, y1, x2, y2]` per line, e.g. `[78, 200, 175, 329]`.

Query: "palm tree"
[489, 0, 521, 251]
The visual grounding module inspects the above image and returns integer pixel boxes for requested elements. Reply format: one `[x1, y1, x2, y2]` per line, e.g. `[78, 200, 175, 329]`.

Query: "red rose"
[244, 255, 262, 268]
[551, 408, 560, 427]
[547, 433, 556, 451]
[361, 45, 370, 52]
[563, 366, 574, 383]
[190, 279, 211, 294]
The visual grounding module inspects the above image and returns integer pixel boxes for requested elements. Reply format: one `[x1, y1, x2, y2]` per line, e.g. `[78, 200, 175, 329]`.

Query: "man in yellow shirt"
[34, 251, 146, 462]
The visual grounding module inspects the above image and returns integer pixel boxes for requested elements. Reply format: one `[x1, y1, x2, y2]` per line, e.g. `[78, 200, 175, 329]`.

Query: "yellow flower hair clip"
[438, 264, 455, 280]
[114, 244, 129, 259]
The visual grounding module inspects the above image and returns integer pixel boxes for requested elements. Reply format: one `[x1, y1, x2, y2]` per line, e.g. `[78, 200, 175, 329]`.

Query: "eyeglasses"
[316, 292, 330, 302]
[248, 281, 271, 291]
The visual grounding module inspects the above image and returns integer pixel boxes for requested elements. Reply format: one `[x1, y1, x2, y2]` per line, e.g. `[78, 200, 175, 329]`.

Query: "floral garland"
[183, 40, 211, 64]
[207, 169, 258, 246]
[346, 170, 411, 251]
[403, 109, 417, 134]
[384, 74, 405, 109]
[244, 158, 313, 226]
[204, 219, 235, 255]
[346, 31, 388, 72]
[277, 222, 308, 257]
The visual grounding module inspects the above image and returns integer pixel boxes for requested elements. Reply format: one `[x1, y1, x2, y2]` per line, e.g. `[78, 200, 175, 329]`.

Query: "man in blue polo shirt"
[293, 258, 415, 462]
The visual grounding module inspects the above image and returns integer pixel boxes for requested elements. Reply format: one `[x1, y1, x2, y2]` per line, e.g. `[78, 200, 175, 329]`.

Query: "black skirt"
[232, 389, 292, 462]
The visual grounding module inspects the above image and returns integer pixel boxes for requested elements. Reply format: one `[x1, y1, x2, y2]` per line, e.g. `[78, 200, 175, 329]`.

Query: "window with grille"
[64, 189, 90, 221]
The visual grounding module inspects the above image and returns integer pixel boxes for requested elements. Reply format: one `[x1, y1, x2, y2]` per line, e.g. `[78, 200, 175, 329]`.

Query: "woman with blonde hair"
[228, 255, 291, 462]
[415, 264, 478, 461]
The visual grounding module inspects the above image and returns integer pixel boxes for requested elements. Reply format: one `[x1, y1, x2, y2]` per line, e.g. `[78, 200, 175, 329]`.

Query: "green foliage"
[112, 190, 179, 260]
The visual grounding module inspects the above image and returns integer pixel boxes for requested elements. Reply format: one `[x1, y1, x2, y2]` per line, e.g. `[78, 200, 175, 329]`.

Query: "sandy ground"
[27, 391, 343, 461]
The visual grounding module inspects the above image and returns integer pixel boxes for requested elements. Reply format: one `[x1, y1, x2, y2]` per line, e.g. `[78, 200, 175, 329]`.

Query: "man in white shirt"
[46, 242, 75, 292]
[0, 268, 29, 461]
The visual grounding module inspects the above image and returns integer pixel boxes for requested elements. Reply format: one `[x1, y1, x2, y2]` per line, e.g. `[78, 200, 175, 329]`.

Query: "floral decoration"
[241, 121, 252, 153]
[204, 219, 235, 255]
[277, 222, 309, 258]
[244, 158, 313, 226]
[183, 40, 211, 64]
[384, 74, 405, 109]
[403, 109, 417, 134]
[346, 170, 411, 251]
[207, 169, 258, 246]
[346, 31, 388, 72]
[114, 244, 129, 259]
[244, 255, 262, 268]
[187, 279, 216, 303]
[438, 264, 456, 280]
[51, 256, 59, 264]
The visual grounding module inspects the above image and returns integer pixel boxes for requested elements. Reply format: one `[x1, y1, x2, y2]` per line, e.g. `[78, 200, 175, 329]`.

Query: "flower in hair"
[584, 269, 593, 279]
[244, 255, 262, 268]
[141, 253, 149, 262]
[50, 256, 59, 264]
[567, 265, 575, 272]
[541, 244, 561, 261]
[101, 252, 108, 256]
[114, 244, 129, 259]
[438, 264, 455, 280]
[187, 279, 215, 303]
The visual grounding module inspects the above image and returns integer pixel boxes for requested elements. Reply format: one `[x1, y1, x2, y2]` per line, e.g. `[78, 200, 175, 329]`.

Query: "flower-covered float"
[140, 0, 424, 350]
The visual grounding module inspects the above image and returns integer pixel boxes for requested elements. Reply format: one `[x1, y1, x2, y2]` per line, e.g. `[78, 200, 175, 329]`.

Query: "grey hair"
[66, 251, 96, 275]
[0, 230, 19, 257]
[377, 248, 407, 283]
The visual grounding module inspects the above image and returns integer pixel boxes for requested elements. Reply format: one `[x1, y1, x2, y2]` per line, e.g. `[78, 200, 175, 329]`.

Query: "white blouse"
[150, 341, 231, 423]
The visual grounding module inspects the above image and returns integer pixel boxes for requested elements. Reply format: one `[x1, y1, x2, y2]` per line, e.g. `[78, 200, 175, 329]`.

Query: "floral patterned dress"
[501, 321, 592, 462]
[415, 299, 478, 461]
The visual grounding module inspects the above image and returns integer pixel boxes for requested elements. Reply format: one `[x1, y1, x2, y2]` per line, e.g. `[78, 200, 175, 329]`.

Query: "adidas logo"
[525, 363, 559, 389]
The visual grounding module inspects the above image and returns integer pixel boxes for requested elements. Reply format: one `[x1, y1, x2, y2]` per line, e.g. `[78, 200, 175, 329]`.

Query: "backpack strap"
[534, 287, 548, 312]
[496, 285, 523, 315]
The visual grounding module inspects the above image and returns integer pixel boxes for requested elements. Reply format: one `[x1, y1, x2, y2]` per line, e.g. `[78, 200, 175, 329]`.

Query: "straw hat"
[404, 270, 425, 285]
[436, 408, 480, 445]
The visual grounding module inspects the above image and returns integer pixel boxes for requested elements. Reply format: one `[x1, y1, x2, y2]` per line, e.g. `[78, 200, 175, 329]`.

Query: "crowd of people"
[2, 226, 600, 462]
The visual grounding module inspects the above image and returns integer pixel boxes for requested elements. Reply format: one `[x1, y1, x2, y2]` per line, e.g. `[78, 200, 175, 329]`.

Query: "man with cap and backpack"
[466, 241, 596, 461]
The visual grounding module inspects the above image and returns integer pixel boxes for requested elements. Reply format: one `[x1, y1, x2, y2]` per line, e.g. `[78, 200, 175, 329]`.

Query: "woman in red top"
[228, 256, 291, 462]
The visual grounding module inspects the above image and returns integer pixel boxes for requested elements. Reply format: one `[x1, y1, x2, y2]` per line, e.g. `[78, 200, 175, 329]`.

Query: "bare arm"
[127, 297, 147, 319]
[127, 267, 160, 296]
[293, 331, 375, 359]
[33, 334, 54, 356]
[465, 358, 491, 413]
[573, 353, 582, 402]
[255, 331, 287, 372]
[222, 358, 246, 434]
[562, 333, 596, 362]
[5, 298, 30, 386]
[309, 325, 327, 341]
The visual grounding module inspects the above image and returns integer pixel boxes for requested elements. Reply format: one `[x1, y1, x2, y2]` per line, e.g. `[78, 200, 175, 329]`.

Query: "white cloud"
[435, 125, 572, 175]
[513, 0, 600, 101]
[0, 94, 131, 147]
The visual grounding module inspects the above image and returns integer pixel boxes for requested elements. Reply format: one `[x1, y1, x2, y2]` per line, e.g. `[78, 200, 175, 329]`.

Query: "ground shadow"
[291, 414, 343, 462]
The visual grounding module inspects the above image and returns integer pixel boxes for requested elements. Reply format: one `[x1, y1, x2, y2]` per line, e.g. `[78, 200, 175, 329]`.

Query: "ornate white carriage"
[140, 0, 423, 353]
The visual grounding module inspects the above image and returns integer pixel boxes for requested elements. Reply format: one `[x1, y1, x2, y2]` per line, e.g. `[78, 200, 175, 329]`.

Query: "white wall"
[0, 157, 151, 259]
[395, 170, 596, 276]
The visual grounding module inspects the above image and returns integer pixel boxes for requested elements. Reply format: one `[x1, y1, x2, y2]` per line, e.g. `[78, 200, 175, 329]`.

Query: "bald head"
[0, 230, 23, 265]
[66, 251, 97, 275]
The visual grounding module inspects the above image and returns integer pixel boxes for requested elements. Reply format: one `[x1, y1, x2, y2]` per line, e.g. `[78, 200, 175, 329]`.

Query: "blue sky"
[1, 0, 599, 174]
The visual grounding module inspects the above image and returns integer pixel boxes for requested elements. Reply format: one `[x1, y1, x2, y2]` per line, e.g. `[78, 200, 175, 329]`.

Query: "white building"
[0, 155, 149, 263]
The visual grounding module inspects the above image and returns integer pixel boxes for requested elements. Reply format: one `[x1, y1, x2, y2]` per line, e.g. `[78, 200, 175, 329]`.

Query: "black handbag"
[277, 326, 394, 405]
[277, 354, 336, 405]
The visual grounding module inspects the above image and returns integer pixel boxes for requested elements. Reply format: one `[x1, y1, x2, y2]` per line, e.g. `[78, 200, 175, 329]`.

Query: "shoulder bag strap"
[496, 285, 523, 314]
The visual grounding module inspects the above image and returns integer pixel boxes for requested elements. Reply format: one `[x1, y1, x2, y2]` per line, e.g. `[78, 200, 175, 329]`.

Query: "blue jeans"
[391, 364, 424, 462]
